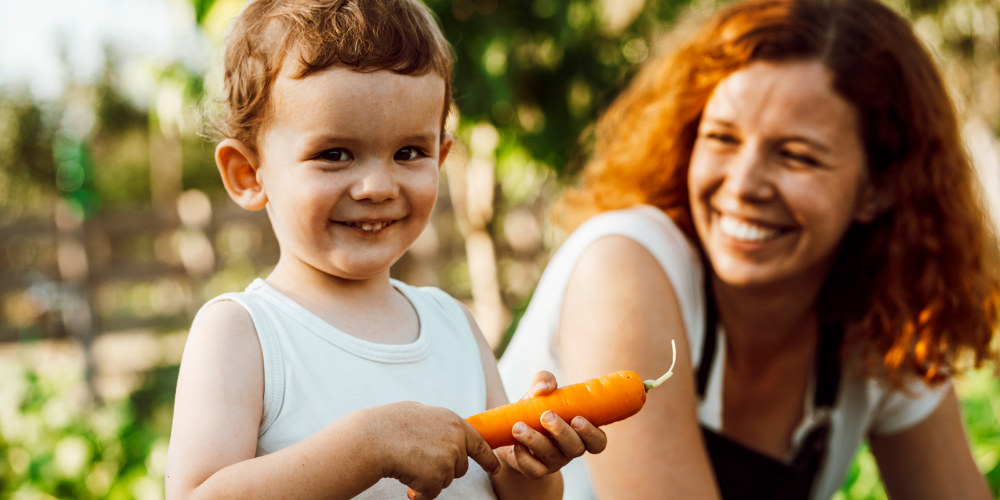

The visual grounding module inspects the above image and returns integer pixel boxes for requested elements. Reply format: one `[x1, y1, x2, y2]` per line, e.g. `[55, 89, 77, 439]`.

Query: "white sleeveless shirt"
[499, 205, 948, 500]
[206, 278, 498, 499]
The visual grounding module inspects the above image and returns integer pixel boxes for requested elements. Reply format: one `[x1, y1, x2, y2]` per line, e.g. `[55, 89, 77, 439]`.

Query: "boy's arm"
[166, 300, 499, 500]
[459, 307, 607, 500]
[165, 300, 380, 499]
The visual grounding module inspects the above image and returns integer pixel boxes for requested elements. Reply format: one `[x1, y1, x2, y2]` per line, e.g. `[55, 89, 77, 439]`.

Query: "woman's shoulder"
[580, 205, 702, 287]
[558, 205, 707, 359]
[558, 205, 697, 269]
[572, 204, 687, 240]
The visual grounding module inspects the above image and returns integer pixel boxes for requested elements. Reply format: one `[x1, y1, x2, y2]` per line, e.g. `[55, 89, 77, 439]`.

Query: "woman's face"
[688, 59, 879, 291]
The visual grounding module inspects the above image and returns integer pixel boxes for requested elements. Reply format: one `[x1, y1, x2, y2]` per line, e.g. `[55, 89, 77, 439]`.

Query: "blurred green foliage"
[425, 0, 694, 177]
[0, 359, 175, 500]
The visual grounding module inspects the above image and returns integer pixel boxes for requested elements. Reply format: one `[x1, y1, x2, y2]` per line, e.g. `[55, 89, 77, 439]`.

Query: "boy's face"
[255, 66, 450, 282]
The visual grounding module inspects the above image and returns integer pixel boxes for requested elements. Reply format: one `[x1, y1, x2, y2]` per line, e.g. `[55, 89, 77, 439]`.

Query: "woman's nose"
[722, 148, 775, 202]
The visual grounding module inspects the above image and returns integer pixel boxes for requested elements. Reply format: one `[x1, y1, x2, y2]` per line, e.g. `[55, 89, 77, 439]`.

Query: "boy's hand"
[496, 371, 608, 479]
[372, 402, 500, 500]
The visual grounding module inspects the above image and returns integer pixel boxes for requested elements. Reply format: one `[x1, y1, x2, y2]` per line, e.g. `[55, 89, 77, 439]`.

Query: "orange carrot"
[468, 340, 677, 449]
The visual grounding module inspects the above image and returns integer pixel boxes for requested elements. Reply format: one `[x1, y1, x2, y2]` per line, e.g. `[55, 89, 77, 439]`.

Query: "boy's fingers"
[571, 416, 608, 454]
[540, 411, 586, 458]
[454, 453, 469, 479]
[511, 420, 565, 472]
[510, 442, 551, 479]
[464, 423, 501, 475]
[524, 370, 557, 398]
[407, 484, 442, 500]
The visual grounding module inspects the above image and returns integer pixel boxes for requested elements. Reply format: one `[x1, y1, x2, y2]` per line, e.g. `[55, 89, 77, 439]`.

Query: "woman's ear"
[216, 138, 267, 211]
[854, 181, 893, 224]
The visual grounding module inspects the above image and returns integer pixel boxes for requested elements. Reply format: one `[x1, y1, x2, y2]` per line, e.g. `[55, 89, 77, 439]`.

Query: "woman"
[498, 0, 999, 498]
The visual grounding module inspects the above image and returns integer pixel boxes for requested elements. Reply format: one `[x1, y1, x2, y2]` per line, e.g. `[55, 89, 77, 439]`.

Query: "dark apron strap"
[696, 283, 843, 499]
[695, 287, 717, 398]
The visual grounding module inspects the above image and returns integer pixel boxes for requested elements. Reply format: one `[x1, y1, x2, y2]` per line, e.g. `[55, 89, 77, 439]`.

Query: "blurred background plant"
[0, 0, 997, 498]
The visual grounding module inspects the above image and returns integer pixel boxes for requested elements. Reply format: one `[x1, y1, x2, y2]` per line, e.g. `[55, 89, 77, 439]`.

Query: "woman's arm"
[165, 300, 499, 500]
[869, 386, 991, 500]
[558, 235, 721, 499]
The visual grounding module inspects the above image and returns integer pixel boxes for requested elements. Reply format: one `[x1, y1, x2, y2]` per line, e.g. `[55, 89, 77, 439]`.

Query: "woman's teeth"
[719, 215, 780, 242]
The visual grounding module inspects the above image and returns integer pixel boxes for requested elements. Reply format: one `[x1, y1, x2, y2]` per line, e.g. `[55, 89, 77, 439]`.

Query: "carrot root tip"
[643, 339, 678, 391]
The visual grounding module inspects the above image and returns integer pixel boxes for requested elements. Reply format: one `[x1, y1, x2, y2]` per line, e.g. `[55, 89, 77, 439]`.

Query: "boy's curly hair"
[213, 0, 454, 150]
[557, 0, 1000, 387]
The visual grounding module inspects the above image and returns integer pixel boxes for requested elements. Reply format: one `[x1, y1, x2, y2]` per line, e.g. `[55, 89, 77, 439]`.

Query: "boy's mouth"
[341, 220, 396, 232]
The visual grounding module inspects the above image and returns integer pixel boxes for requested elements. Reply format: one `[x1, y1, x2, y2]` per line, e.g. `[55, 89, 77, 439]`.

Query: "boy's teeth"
[347, 221, 392, 232]
[351, 221, 390, 231]
[719, 215, 780, 242]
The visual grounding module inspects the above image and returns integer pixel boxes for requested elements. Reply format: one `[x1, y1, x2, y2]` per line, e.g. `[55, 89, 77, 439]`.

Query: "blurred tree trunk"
[149, 124, 183, 216]
[445, 127, 509, 351]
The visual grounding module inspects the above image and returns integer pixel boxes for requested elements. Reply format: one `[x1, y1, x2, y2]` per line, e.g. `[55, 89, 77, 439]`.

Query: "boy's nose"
[351, 162, 399, 202]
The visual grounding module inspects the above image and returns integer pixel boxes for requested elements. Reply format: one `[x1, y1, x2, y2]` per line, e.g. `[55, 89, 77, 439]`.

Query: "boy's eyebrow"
[301, 132, 440, 148]
[399, 133, 440, 144]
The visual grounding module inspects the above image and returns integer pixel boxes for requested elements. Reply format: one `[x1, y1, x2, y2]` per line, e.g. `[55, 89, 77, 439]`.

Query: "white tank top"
[207, 278, 498, 499]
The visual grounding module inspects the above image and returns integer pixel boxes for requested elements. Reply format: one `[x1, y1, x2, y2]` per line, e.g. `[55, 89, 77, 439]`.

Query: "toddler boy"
[164, 1, 606, 499]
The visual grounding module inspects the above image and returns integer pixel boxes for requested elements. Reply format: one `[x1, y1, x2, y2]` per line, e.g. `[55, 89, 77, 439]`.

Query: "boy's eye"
[394, 147, 423, 161]
[319, 148, 352, 162]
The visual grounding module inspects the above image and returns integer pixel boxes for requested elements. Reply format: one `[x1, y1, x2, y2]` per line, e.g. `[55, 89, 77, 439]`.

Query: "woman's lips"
[717, 214, 786, 243]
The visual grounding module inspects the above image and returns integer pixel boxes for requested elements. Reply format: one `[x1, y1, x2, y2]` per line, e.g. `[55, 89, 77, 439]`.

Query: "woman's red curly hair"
[556, 0, 1000, 386]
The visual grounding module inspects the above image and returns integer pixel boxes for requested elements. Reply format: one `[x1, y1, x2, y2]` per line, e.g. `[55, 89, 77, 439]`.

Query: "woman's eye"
[705, 132, 739, 145]
[782, 150, 821, 167]
[394, 147, 422, 161]
[319, 148, 352, 162]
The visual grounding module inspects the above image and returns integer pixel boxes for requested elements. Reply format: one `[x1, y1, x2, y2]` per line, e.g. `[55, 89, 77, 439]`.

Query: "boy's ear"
[438, 133, 454, 170]
[854, 181, 893, 224]
[216, 138, 267, 211]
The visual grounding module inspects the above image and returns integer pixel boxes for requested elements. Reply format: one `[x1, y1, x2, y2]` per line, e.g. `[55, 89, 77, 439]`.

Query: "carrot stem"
[642, 339, 677, 391]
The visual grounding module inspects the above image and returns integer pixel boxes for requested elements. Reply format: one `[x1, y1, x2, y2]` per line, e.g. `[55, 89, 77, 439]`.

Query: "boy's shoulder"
[392, 278, 450, 299]
[197, 278, 269, 314]
[391, 278, 465, 318]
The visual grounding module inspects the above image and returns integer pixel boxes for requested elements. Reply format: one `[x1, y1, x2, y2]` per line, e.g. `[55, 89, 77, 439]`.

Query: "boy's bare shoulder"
[186, 298, 260, 353]
[193, 298, 253, 328]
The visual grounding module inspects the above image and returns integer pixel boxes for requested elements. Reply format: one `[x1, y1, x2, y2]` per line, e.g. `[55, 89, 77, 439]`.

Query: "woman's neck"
[710, 274, 823, 374]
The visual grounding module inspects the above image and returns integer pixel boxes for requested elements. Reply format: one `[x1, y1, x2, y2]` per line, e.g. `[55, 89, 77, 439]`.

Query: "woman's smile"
[716, 213, 787, 243]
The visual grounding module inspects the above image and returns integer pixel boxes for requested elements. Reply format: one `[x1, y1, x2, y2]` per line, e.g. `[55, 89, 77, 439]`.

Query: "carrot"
[469, 340, 677, 449]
